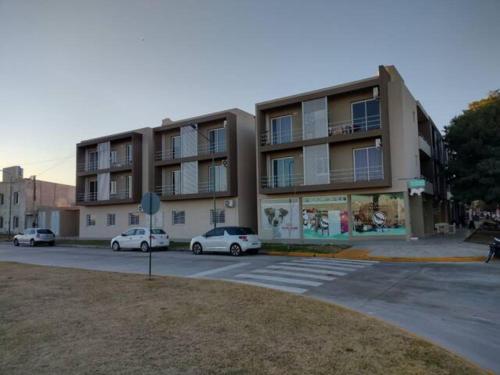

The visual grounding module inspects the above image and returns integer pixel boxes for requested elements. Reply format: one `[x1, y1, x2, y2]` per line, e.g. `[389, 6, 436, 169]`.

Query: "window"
[0, 216, 3, 228]
[171, 170, 181, 195]
[13, 192, 19, 205]
[125, 176, 132, 198]
[125, 144, 133, 164]
[171, 136, 181, 159]
[37, 229, 54, 234]
[110, 180, 117, 195]
[88, 151, 98, 171]
[107, 213, 116, 226]
[271, 116, 292, 144]
[352, 98, 380, 132]
[271, 157, 295, 187]
[225, 227, 255, 235]
[128, 213, 139, 225]
[353, 146, 383, 182]
[151, 229, 166, 234]
[86, 214, 96, 226]
[124, 229, 136, 236]
[136, 229, 145, 235]
[208, 164, 227, 192]
[208, 128, 226, 153]
[110, 150, 117, 165]
[0, 193, 3, 205]
[210, 209, 225, 224]
[172, 210, 185, 225]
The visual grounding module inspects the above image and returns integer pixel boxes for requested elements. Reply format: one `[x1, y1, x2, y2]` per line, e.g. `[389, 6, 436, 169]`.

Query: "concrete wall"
[329, 139, 377, 172]
[79, 204, 143, 239]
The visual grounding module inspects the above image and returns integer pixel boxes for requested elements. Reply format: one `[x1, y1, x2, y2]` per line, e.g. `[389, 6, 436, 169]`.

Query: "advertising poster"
[260, 198, 300, 240]
[351, 193, 406, 236]
[302, 195, 349, 240]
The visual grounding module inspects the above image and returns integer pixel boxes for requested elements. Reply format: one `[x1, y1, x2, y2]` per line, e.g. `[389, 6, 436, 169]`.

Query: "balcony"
[260, 114, 381, 146]
[260, 166, 384, 189]
[77, 192, 97, 202]
[155, 143, 227, 162]
[109, 190, 133, 200]
[77, 158, 132, 173]
[77, 190, 132, 203]
[155, 180, 227, 197]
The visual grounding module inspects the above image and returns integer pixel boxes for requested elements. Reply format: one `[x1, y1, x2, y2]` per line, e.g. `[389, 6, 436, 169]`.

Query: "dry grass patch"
[0, 262, 484, 375]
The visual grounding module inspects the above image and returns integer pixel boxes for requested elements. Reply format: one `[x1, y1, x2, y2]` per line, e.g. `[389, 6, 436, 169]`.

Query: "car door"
[121, 229, 136, 249]
[22, 229, 34, 244]
[133, 229, 146, 249]
[202, 229, 217, 251]
[210, 228, 226, 252]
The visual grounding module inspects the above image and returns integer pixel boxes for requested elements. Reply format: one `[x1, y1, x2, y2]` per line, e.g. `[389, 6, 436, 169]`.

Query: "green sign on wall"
[408, 179, 426, 189]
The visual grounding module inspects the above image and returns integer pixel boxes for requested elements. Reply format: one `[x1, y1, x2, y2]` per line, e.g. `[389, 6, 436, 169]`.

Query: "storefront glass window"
[351, 193, 406, 236]
[302, 195, 349, 240]
[260, 198, 300, 240]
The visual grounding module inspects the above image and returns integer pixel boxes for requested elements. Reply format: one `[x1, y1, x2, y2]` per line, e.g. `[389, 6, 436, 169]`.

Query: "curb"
[265, 249, 485, 263]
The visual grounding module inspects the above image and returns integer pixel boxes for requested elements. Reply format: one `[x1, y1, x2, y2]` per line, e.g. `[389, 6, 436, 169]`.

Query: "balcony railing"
[260, 114, 381, 146]
[260, 166, 384, 189]
[77, 190, 132, 202]
[155, 180, 227, 197]
[77, 192, 97, 202]
[155, 143, 226, 161]
[77, 158, 132, 172]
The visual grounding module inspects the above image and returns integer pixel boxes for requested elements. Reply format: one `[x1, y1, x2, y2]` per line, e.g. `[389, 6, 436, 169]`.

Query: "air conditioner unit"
[375, 138, 382, 148]
[373, 87, 379, 98]
[224, 199, 235, 208]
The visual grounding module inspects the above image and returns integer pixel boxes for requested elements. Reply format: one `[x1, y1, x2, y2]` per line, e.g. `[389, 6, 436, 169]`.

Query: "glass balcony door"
[272, 157, 295, 187]
[271, 116, 292, 144]
[352, 98, 380, 132]
[353, 147, 383, 181]
[208, 128, 226, 153]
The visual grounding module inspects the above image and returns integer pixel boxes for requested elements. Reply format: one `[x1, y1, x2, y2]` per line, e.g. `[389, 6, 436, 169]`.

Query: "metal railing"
[155, 180, 227, 196]
[155, 143, 226, 161]
[110, 190, 133, 200]
[77, 158, 132, 172]
[260, 165, 384, 189]
[260, 114, 381, 146]
[77, 192, 97, 202]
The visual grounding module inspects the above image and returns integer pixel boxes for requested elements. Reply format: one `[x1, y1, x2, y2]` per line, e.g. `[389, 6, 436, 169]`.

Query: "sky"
[1, 0, 499, 186]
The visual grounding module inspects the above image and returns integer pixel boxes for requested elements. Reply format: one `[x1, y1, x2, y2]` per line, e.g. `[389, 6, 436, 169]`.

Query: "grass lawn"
[262, 242, 350, 254]
[0, 263, 483, 374]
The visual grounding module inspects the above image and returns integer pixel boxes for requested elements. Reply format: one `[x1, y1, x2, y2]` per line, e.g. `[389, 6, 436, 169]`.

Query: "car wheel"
[112, 241, 120, 252]
[13, 239, 19, 247]
[140, 241, 150, 252]
[230, 243, 242, 256]
[192, 242, 203, 255]
[29, 239, 35, 247]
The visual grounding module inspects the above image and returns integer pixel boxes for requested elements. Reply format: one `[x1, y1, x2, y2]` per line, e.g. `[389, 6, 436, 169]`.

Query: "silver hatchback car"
[13, 228, 56, 247]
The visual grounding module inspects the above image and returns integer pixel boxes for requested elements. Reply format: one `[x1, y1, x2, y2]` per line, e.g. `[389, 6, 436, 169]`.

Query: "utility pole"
[8, 179, 12, 238]
[32, 175, 37, 227]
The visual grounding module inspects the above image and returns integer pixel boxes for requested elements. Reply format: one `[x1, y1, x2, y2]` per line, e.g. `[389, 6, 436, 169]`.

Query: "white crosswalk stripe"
[227, 257, 377, 295]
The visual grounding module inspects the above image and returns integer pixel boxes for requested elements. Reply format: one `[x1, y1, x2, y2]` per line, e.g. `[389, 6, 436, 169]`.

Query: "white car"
[190, 226, 261, 256]
[13, 228, 55, 247]
[111, 227, 170, 252]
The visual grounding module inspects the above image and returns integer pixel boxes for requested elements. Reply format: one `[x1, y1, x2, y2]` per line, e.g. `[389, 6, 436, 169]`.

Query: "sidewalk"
[336, 230, 487, 262]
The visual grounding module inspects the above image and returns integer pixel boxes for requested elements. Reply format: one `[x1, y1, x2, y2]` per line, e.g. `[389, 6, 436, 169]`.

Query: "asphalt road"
[0, 242, 499, 373]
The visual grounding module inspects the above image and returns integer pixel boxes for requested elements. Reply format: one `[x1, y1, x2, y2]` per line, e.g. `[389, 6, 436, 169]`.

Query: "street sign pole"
[149, 192, 152, 280]
[141, 192, 160, 281]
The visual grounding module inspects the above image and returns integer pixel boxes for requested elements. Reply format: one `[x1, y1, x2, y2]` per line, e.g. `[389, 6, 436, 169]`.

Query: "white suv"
[111, 227, 169, 252]
[13, 228, 56, 247]
[190, 226, 261, 256]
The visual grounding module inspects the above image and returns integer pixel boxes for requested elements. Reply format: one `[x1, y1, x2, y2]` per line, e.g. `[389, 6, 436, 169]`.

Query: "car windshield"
[226, 227, 255, 235]
[151, 229, 166, 234]
[37, 229, 53, 234]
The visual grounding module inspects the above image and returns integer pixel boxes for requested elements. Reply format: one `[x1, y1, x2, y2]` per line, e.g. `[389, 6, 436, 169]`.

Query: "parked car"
[13, 228, 55, 247]
[190, 226, 261, 256]
[111, 227, 169, 252]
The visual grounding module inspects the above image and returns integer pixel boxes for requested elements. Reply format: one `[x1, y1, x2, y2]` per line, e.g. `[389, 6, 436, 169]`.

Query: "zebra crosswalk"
[230, 258, 378, 294]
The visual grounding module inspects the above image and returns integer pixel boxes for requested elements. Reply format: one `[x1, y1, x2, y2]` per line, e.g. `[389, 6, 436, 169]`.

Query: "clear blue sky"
[1, 0, 499, 185]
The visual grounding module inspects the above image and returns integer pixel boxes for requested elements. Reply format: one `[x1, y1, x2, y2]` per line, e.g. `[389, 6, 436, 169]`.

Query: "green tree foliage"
[445, 91, 500, 204]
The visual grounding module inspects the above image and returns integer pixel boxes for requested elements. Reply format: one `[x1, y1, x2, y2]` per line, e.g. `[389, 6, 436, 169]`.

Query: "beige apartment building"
[153, 109, 256, 241]
[256, 65, 448, 242]
[76, 128, 154, 238]
[76, 109, 256, 240]
[0, 166, 76, 235]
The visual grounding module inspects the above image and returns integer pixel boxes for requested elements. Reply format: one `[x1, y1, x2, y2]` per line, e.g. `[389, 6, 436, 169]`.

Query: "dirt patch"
[0, 263, 485, 374]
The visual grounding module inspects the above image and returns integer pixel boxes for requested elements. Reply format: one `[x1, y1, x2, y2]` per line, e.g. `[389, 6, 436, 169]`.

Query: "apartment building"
[256, 65, 448, 242]
[76, 128, 154, 238]
[77, 109, 256, 240]
[153, 109, 256, 241]
[0, 166, 75, 235]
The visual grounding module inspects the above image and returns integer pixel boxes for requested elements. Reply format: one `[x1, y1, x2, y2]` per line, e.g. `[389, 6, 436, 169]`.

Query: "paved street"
[0, 242, 499, 372]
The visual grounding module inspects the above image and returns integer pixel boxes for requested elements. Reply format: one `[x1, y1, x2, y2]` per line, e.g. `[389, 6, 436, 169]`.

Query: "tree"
[444, 90, 500, 204]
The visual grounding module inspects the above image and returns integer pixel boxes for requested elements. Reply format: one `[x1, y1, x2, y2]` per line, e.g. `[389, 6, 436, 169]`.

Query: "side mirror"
[19, 233, 23, 236]
[121, 233, 127, 237]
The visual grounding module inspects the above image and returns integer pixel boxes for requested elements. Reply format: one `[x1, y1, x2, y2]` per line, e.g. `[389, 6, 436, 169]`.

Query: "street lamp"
[189, 123, 225, 230]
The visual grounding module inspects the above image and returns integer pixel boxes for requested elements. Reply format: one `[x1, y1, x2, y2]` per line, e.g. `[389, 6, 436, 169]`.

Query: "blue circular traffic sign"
[141, 192, 160, 215]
